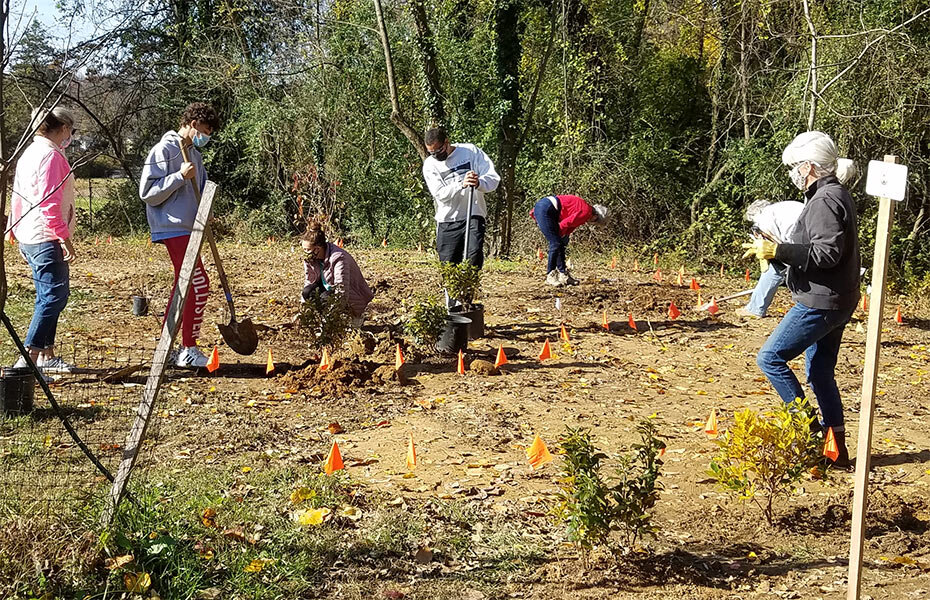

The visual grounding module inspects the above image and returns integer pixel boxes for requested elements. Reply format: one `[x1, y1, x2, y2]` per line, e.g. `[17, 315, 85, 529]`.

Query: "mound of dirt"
[470, 359, 499, 376]
[278, 358, 379, 397]
[868, 489, 928, 533]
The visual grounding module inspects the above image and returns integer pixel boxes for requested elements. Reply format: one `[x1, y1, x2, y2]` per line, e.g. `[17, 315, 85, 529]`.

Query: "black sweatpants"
[436, 216, 485, 268]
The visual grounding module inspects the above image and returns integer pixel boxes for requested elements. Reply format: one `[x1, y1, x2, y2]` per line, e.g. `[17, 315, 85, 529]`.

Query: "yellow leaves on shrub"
[243, 558, 275, 573]
[294, 507, 331, 526]
[123, 571, 151, 593]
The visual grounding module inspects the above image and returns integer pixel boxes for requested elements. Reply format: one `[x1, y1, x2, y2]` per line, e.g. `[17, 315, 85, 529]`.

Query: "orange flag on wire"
[319, 348, 332, 371]
[628, 312, 637, 331]
[206, 346, 219, 373]
[896, 306, 903, 324]
[745, 268, 751, 282]
[690, 277, 700, 291]
[708, 297, 719, 315]
[107, 235, 113, 244]
[823, 427, 839, 461]
[381, 238, 388, 247]
[526, 435, 553, 469]
[705, 409, 718, 436]
[653, 268, 662, 283]
[668, 301, 681, 320]
[537, 248, 545, 261]
[266, 348, 275, 375]
[610, 256, 617, 269]
[861, 294, 868, 312]
[406, 434, 417, 470]
[560, 324, 570, 341]
[653, 252, 659, 266]
[538, 339, 552, 361]
[602, 311, 610, 330]
[495, 344, 508, 368]
[395, 343, 405, 370]
[457, 350, 466, 374]
[323, 440, 344, 475]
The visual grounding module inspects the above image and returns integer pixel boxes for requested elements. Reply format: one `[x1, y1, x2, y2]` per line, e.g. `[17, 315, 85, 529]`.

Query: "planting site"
[2, 239, 929, 600]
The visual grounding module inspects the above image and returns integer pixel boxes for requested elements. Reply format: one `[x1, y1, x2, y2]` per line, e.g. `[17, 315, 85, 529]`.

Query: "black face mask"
[430, 148, 448, 161]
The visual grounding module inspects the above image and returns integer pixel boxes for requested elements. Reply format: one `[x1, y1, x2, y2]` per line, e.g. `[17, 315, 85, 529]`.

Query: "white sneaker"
[39, 356, 76, 373]
[558, 271, 579, 286]
[176, 346, 209, 369]
[546, 271, 564, 287]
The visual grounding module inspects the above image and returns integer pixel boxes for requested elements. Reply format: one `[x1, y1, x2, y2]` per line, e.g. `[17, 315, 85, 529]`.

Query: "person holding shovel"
[530, 195, 608, 287]
[742, 131, 859, 468]
[139, 102, 220, 369]
[299, 225, 373, 327]
[422, 127, 500, 269]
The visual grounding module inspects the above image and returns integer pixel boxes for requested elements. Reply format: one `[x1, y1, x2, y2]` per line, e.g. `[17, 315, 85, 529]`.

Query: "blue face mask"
[193, 131, 211, 148]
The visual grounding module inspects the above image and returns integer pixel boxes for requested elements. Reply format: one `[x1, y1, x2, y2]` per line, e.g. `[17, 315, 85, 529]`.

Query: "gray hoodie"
[138, 131, 207, 241]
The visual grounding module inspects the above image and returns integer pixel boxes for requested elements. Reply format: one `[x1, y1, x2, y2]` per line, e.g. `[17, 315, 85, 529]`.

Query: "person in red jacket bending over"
[530, 195, 608, 287]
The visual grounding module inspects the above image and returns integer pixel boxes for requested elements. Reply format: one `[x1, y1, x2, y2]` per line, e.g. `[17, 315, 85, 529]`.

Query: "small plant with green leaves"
[439, 261, 482, 310]
[297, 289, 354, 350]
[708, 398, 822, 526]
[555, 421, 665, 559]
[403, 294, 447, 347]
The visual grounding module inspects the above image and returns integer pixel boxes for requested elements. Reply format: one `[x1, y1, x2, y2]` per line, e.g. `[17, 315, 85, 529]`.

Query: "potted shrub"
[404, 294, 470, 355]
[439, 262, 484, 339]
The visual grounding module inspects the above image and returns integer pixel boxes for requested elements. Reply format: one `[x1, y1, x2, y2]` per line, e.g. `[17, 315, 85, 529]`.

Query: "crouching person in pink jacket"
[300, 226, 374, 327]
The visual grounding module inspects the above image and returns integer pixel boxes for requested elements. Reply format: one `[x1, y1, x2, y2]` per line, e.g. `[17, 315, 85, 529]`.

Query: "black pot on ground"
[450, 304, 485, 340]
[435, 314, 472, 354]
[132, 295, 149, 317]
[0, 367, 35, 417]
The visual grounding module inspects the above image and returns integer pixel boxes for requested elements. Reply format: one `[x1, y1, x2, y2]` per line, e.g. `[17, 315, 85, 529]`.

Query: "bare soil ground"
[4, 238, 930, 599]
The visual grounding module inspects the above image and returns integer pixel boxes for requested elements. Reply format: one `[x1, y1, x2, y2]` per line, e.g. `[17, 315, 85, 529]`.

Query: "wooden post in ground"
[847, 156, 901, 599]
[101, 181, 217, 525]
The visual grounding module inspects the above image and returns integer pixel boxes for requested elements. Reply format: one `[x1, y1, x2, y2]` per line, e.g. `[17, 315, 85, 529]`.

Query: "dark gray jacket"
[774, 175, 860, 311]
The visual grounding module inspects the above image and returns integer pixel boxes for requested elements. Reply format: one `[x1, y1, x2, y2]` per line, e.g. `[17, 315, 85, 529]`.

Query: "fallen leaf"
[327, 422, 345, 434]
[414, 546, 433, 564]
[295, 507, 331, 526]
[104, 554, 134, 570]
[243, 558, 274, 573]
[223, 528, 255, 544]
[290, 487, 316, 504]
[201, 508, 217, 528]
[340, 506, 362, 521]
[124, 571, 151, 593]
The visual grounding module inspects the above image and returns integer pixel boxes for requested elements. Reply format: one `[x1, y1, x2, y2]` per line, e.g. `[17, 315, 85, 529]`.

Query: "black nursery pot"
[450, 303, 485, 340]
[435, 314, 472, 354]
[131, 295, 149, 317]
[0, 367, 36, 417]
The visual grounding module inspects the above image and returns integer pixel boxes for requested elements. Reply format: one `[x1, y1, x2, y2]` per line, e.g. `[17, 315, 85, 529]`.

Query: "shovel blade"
[218, 317, 259, 355]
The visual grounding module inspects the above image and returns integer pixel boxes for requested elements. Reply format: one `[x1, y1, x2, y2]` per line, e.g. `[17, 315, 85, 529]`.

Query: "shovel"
[697, 289, 753, 311]
[179, 143, 259, 355]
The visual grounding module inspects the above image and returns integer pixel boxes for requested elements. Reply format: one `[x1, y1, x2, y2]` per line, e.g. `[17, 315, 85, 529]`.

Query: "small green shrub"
[438, 262, 482, 310]
[297, 289, 354, 350]
[708, 398, 822, 526]
[556, 421, 665, 558]
[403, 294, 447, 347]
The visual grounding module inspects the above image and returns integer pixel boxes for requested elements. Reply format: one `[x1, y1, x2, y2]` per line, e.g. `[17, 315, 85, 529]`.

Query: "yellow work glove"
[741, 238, 777, 261]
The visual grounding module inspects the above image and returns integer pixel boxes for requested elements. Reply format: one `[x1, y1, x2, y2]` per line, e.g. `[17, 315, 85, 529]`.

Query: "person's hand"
[61, 238, 76, 263]
[462, 171, 479, 188]
[741, 238, 777, 260]
[180, 161, 196, 180]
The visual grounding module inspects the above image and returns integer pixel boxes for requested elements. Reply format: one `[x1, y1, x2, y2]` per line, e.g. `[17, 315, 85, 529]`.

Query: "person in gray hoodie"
[138, 102, 220, 368]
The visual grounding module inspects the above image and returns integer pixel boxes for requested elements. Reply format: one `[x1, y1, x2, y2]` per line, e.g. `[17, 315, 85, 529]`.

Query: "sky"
[14, 0, 108, 46]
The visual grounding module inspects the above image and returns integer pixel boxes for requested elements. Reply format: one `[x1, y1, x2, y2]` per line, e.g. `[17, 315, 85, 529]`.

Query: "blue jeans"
[745, 262, 787, 317]
[20, 241, 70, 350]
[534, 197, 569, 273]
[756, 302, 855, 431]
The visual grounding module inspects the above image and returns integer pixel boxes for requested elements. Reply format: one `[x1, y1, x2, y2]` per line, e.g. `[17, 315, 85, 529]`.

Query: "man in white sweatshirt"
[422, 127, 500, 269]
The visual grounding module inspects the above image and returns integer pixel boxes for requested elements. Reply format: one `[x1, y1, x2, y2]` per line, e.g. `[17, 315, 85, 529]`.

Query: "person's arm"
[474, 148, 500, 193]
[37, 151, 72, 240]
[139, 143, 188, 206]
[331, 255, 348, 290]
[304, 259, 321, 286]
[422, 162, 462, 205]
[774, 199, 846, 271]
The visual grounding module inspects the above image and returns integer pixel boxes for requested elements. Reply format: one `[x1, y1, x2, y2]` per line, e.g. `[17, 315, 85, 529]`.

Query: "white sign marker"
[865, 160, 908, 201]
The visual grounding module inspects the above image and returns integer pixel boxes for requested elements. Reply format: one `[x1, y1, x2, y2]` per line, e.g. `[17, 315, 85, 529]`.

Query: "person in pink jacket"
[8, 107, 78, 373]
[300, 226, 374, 326]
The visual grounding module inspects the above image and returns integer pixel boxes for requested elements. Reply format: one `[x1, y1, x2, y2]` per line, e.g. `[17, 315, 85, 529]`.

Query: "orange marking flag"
[538, 339, 552, 361]
[628, 312, 638, 331]
[861, 294, 868, 312]
[745, 268, 751, 282]
[708, 297, 719, 315]
[705, 410, 718, 436]
[653, 252, 659, 266]
[457, 350, 466, 374]
[319, 348, 332, 371]
[823, 427, 839, 462]
[668, 301, 681, 320]
[653, 268, 662, 283]
[537, 248, 545, 261]
[526, 435, 553, 469]
[695, 291, 703, 309]
[395, 343, 405, 370]
[560, 324, 570, 342]
[690, 278, 700, 291]
[206, 346, 220, 373]
[495, 344, 508, 368]
[406, 434, 417, 470]
[896, 306, 903, 324]
[610, 256, 617, 269]
[323, 440, 344, 475]
[266, 349, 275, 375]
[381, 238, 388, 247]
[602, 311, 610, 330]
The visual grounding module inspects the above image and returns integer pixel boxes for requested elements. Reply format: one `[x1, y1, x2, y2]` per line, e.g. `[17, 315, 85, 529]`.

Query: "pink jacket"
[10, 137, 76, 244]
[304, 243, 374, 317]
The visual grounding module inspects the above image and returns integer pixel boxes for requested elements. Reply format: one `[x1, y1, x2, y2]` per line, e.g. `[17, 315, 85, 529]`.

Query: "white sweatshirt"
[422, 143, 500, 223]
[753, 201, 804, 244]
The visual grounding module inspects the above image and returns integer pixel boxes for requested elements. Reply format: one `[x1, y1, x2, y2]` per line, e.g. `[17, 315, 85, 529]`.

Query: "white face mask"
[60, 137, 72, 150]
[789, 163, 808, 191]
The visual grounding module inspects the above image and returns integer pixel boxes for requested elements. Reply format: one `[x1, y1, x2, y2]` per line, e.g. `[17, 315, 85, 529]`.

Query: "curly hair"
[179, 102, 221, 131]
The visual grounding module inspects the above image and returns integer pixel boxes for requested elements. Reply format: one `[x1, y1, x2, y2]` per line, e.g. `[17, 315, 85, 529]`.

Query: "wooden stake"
[847, 156, 898, 599]
[101, 182, 217, 525]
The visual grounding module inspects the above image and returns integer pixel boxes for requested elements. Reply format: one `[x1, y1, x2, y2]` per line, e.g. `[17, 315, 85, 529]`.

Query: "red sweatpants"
[163, 235, 210, 347]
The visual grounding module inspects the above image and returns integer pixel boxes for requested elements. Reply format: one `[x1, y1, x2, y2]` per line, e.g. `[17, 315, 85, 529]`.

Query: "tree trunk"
[373, 0, 427, 158]
[409, 0, 446, 128]
[802, 0, 818, 130]
[738, 0, 751, 141]
[494, 0, 522, 257]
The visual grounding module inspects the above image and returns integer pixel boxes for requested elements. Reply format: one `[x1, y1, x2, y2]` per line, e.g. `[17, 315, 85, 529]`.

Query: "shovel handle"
[179, 142, 237, 321]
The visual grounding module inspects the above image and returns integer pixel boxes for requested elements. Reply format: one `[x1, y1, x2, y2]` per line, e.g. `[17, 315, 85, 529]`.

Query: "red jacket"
[530, 195, 593, 237]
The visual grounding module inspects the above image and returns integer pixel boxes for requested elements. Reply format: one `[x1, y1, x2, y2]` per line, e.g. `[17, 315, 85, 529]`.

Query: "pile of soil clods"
[278, 357, 379, 397]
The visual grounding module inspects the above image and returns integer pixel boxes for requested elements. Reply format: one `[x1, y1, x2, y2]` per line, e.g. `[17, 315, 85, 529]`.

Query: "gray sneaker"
[558, 271, 580, 286]
[39, 356, 76, 373]
[546, 270, 564, 287]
